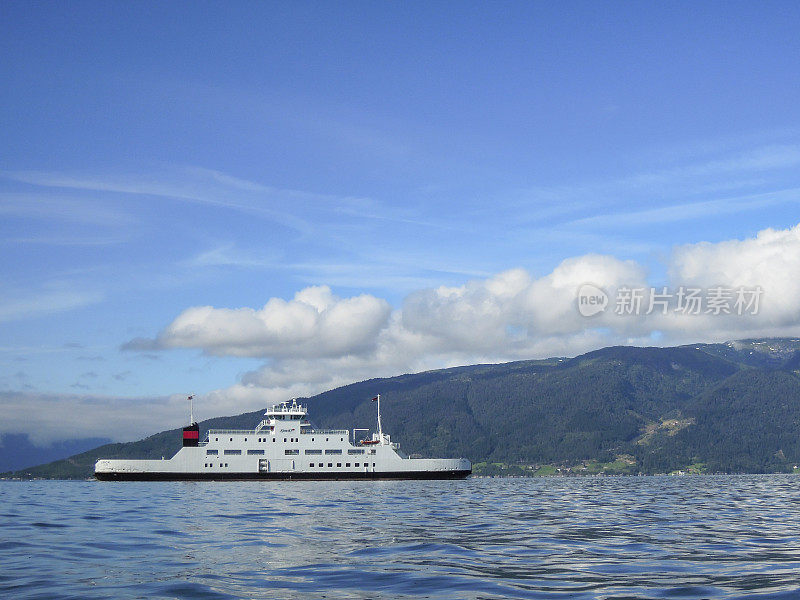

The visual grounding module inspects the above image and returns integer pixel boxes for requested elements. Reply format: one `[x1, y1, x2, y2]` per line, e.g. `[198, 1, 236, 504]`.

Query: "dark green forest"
[7, 338, 800, 479]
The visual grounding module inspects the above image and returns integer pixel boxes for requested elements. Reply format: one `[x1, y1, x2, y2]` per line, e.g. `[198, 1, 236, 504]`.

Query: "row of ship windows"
[310, 463, 376, 468]
[206, 448, 374, 456]
[202, 462, 376, 468]
[214, 436, 345, 443]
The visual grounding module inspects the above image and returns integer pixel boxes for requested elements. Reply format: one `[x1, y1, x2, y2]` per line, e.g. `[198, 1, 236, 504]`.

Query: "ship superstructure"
[95, 396, 471, 480]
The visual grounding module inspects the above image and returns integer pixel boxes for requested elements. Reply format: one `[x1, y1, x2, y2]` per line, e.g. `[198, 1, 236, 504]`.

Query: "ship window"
[283, 438, 287, 442]
[244, 438, 247, 442]
[285, 449, 299, 455]
[341, 438, 344, 441]
[272, 438, 276, 442]
[346, 463, 350, 467]
[230, 438, 233, 441]
[373, 463, 375, 467]
[348, 449, 364, 455]
[220, 463, 223, 467]
[369, 449, 376, 454]
[325, 449, 342, 455]
[326, 438, 329, 441]
[225, 463, 228, 467]
[328, 463, 332, 467]
[215, 437, 218, 441]
[309, 463, 314, 467]
[355, 463, 360, 467]
[224, 449, 242, 455]
[337, 463, 341, 467]
[305, 449, 322, 455]
[206, 449, 219, 455]
[247, 449, 265, 455]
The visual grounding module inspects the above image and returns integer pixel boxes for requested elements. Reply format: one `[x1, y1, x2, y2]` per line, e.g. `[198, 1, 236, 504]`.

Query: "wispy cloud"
[181, 243, 279, 269]
[0, 166, 406, 238]
[0, 193, 135, 227]
[564, 187, 800, 230]
[2, 168, 316, 235]
[3, 235, 131, 247]
[0, 286, 103, 323]
[617, 144, 800, 190]
[495, 143, 800, 231]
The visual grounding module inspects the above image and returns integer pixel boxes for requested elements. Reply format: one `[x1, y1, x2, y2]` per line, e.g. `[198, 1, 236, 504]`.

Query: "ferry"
[95, 395, 471, 480]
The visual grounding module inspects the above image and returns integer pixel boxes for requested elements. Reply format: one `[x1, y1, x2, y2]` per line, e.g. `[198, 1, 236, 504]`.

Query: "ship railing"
[300, 429, 348, 435]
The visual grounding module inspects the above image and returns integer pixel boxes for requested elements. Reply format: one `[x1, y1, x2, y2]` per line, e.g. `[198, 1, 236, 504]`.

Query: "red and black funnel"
[182, 423, 199, 447]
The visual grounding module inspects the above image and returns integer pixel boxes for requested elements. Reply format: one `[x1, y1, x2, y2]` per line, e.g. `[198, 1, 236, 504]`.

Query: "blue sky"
[3, 2, 800, 442]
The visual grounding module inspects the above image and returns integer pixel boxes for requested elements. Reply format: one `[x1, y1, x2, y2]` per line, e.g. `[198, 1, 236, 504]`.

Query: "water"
[1, 475, 799, 599]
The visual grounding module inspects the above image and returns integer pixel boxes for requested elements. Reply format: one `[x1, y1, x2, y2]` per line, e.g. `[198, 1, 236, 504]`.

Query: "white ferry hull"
[95, 453, 471, 481]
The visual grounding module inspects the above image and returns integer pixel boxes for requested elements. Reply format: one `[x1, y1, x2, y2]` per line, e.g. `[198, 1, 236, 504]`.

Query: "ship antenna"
[188, 394, 195, 425]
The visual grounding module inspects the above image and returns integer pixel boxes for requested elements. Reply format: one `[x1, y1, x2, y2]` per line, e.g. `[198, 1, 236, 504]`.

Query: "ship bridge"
[254, 398, 312, 434]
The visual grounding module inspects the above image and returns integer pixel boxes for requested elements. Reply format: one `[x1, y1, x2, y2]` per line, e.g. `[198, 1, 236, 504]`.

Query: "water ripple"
[2, 476, 800, 599]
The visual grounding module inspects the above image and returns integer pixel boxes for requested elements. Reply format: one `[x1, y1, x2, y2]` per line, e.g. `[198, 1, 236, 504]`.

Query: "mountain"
[6, 338, 800, 479]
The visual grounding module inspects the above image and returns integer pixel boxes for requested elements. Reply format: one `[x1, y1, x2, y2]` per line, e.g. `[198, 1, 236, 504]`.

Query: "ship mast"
[188, 394, 195, 425]
[376, 394, 383, 443]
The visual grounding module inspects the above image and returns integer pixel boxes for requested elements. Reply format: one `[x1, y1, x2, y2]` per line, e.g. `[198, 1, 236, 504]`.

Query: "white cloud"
[149, 286, 392, 358]
[402, 255, 648, 349]
[669, 223, 800, 328]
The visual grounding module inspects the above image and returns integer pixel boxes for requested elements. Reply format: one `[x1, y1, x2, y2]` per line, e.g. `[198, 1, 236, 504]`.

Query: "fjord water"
[2, 476, 799, 599]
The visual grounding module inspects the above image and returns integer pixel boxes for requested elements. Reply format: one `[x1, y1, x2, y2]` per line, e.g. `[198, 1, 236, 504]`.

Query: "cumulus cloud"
[670, 223, 800, 328]
[129, 286, 392, 358]
[402, 255, 648, 351]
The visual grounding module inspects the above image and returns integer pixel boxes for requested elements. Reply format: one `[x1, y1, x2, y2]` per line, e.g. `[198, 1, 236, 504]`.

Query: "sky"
[2, 1, 800, 445]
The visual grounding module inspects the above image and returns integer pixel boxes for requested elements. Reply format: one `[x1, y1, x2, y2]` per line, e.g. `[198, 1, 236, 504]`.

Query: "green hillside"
[8, 339, 800, 479]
